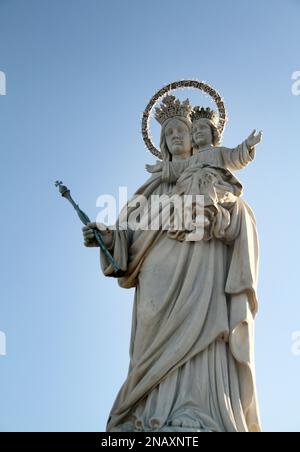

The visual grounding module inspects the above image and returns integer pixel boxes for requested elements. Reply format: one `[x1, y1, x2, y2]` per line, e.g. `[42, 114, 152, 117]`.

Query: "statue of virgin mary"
[83, 81, 262, 433]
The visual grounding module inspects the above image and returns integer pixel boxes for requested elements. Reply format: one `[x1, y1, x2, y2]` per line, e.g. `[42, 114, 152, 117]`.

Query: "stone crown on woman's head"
[155, 95, 192, 125]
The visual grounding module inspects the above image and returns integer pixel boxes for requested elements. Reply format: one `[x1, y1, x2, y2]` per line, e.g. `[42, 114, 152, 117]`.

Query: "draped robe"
[99, 143, 261, 432]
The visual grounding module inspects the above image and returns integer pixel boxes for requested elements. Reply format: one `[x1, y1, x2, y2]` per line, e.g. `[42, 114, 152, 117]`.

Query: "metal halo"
[142, 79, 228, 159]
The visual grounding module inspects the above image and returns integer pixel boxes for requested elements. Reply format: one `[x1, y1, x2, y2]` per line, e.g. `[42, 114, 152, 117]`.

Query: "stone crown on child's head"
[190, 106, 218, 127]
[155, 95, 192, 125]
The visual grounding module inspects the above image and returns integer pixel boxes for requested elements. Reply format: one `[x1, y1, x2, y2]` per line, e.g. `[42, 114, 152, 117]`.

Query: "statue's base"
[110, 425, 212, 433]
[156, 426, 211, 433]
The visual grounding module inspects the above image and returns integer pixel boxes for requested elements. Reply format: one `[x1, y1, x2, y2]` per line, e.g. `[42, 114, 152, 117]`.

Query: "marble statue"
[82, 80, 262, 432]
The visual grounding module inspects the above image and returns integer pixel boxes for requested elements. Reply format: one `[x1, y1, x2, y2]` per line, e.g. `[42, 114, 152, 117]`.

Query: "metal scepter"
[55, 181, 122, 274]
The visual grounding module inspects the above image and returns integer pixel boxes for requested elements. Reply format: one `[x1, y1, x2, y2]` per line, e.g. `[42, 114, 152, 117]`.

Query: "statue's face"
[192, 119, 213, 147]
[165, 118, 191, 158]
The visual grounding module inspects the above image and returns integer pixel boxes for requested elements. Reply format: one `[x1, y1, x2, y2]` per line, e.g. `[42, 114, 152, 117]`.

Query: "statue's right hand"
[82, 223, 99, 247]
[82, 222, 113, 248]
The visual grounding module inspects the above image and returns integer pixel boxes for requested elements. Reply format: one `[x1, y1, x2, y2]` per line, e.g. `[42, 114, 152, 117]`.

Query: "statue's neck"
[172, 152, 192, 162]
[193, 144, 214, 153]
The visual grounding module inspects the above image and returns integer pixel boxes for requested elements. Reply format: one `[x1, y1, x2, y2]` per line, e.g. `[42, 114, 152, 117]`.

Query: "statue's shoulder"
[134, 170, 162, 197]
[213, 145, 227, 153]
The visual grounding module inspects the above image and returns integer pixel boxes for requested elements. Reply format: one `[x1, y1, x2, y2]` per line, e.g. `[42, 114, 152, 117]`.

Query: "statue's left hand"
[146, 161, 163, 173]
[246, 129, 263, 148]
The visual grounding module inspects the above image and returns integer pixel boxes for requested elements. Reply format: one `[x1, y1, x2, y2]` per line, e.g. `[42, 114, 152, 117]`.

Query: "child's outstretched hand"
[145, 161, 163, 173]
[246, 130, 263, 148]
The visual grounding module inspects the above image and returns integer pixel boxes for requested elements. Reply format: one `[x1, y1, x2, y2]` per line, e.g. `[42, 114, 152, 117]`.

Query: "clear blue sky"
[0, 0, 299, 432]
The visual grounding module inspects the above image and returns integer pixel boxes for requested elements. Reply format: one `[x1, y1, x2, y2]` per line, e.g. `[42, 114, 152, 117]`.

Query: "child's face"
[192, 119, 213, 147]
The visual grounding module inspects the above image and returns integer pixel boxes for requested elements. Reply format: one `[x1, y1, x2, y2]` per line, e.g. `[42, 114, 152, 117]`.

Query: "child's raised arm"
[221, 129, 263, 172]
